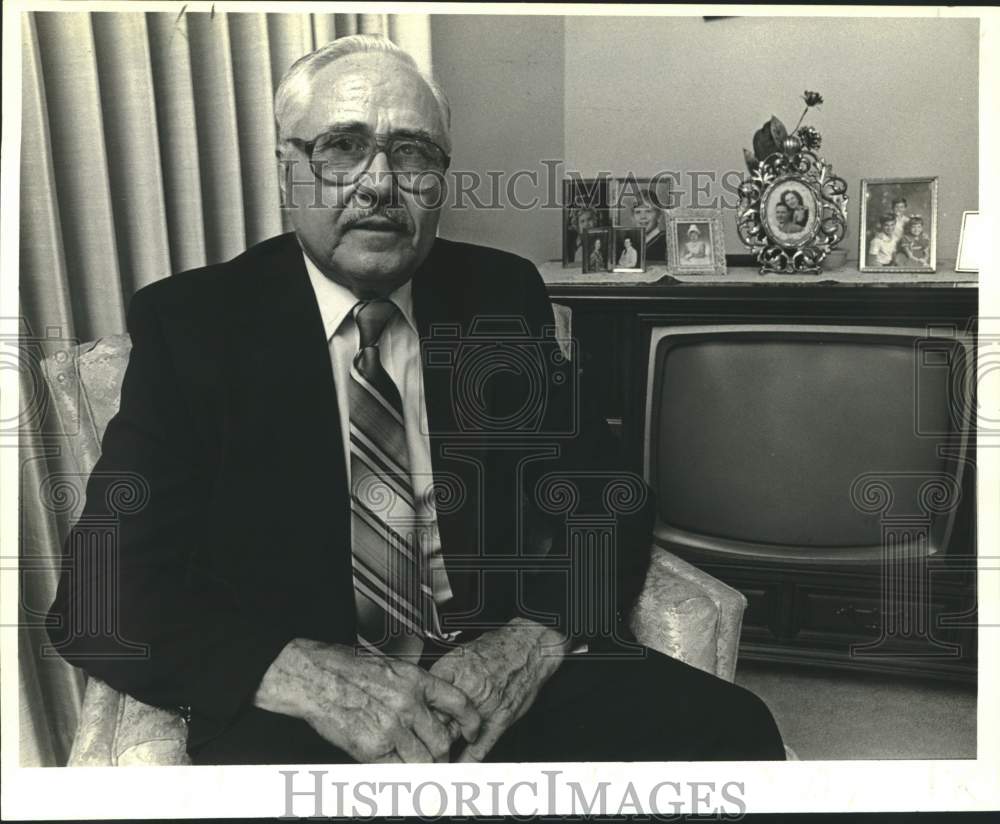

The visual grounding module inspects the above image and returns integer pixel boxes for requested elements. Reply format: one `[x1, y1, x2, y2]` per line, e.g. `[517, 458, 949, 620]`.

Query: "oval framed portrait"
[761, 177, 821, 248]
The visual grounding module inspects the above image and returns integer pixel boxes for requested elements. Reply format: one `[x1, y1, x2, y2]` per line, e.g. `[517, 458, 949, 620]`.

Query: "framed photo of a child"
[859, 177, 938, 273]
[610, 176, 673, 263]
[563, 177, 612, 266]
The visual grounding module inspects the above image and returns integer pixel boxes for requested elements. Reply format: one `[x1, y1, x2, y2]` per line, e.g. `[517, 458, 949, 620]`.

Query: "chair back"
[42, 335, 132, 476]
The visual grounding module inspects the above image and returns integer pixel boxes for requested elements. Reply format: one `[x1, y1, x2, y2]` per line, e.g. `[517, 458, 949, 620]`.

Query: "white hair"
[274, 34, 451, 150]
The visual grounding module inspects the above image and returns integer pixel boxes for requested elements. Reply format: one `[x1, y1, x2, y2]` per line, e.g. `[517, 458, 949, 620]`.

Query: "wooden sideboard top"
[538, 259, 979, 290]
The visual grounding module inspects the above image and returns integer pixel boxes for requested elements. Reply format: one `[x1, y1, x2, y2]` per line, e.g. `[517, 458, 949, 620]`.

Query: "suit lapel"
[232, 234, 354, 637]
[412, 243, 483, 621]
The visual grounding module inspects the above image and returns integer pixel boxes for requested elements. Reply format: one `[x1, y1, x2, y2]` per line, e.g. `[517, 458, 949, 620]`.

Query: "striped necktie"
[348, 299, 434, 657]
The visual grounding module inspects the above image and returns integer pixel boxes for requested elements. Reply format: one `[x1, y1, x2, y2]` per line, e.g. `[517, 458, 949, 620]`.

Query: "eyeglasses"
[286, 130, 450, 191]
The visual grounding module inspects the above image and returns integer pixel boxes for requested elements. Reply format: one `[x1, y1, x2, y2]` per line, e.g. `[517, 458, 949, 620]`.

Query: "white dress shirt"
[303, 253, 454, 615]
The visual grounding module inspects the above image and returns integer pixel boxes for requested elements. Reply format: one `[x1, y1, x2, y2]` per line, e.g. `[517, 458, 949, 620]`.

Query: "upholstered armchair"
[42, 308, 748, 767]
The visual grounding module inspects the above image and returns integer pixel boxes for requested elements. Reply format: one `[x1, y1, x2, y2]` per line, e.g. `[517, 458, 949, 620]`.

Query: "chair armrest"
[68, 677, 189, 766]
[629, 545, 747, 681]
[67, 678, 123, 766]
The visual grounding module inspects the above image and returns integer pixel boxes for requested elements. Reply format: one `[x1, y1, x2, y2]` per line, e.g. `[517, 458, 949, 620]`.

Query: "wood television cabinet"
[542, 261, 979, 684]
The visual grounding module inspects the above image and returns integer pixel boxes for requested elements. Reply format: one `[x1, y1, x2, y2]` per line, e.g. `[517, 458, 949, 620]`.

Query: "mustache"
[341, 205, 412, 232]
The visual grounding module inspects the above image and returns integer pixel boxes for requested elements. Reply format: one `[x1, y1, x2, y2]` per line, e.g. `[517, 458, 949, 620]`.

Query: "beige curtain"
[18, 8, 432, 766]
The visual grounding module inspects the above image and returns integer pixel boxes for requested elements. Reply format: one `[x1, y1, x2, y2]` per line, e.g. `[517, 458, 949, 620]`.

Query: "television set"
[643, 324, 974, 565]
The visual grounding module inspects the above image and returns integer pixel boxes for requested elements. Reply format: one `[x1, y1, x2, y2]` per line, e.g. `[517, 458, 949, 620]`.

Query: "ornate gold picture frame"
[737, 152, 848, 274]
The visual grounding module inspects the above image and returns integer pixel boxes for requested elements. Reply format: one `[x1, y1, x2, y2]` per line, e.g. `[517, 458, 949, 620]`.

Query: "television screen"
[645, 325, 971, 562]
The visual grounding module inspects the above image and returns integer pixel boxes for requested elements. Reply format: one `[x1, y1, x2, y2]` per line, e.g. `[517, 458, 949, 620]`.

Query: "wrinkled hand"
[254, 638, 481, 763]
[430, 618, 568, 762]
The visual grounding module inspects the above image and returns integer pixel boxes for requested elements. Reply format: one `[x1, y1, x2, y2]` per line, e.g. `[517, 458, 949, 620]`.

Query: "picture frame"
[581, 228, 611, 274]
[858, 177, 938, 273]
[562, 177, 612, 266]
[610, 175, 673, 264]
[665, 209, 727, 276]
[611, 226, 646, 273]
[736, 151, 848, 274]
[955, 210, 981, 273]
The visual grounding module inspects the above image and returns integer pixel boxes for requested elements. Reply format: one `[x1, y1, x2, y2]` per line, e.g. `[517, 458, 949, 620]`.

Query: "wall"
[565, 15, 979, 261]
[433, 14, 979, 264]
[432, 15, 565, 263]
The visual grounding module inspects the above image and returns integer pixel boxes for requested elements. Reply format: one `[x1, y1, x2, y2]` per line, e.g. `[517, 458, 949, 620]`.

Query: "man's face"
[279, 52, 447, 297]
[893, 201, 907, 216]
[775, 204, 790, 225]
[633, 203, 660, 232]
[882, 219, 895, 235]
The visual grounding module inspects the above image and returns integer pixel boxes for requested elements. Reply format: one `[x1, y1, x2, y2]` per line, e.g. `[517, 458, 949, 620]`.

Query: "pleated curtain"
[18, 9, 432, 767]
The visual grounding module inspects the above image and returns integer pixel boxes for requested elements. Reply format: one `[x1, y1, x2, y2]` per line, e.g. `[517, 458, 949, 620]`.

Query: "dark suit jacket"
[48, 233, 652, 743]
[645, 230, 667, 263]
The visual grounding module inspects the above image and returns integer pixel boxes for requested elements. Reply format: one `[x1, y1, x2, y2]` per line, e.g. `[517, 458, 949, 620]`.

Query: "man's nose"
[355, 150, 395, 201]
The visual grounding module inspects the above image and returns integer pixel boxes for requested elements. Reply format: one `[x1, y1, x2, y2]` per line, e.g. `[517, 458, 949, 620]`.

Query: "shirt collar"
[302, 251, 418, 341]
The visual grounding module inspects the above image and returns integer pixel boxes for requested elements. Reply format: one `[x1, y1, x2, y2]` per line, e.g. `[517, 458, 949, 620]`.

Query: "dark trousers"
[188, 646, 785, 764]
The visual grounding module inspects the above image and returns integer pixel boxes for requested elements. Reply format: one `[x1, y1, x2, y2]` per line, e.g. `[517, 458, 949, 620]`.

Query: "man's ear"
[276, 142, 291, 207]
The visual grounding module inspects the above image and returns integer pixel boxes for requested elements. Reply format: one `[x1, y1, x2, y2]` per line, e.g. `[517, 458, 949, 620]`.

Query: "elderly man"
[48, 35, 783, 765]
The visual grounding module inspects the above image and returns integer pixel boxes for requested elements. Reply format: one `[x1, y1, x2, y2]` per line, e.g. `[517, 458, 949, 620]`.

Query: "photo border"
[581, 226, 611, 274]
[956, 210, 981, 273]
[858, 176, 939, 274]
[610, 225, 646, 272]
[610, 175, 673, 265]
[665, 208, 727, 276]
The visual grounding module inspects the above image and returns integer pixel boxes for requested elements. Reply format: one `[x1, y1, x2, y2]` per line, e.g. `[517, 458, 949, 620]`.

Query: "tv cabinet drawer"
[797, 588, 949, 637]
[741, 585, 777, 630]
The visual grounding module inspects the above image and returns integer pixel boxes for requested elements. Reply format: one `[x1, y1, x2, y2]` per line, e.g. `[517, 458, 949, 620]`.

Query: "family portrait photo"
[612, 176, 672, 263]
[563, 177, 612, 265]
[762, 178, 821, 247]
[859, 177, 938, 272]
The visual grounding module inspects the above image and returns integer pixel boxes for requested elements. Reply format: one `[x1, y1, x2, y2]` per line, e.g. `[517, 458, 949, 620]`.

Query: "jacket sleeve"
[512, 262, 654, 647]
[46, 286, 293, 724]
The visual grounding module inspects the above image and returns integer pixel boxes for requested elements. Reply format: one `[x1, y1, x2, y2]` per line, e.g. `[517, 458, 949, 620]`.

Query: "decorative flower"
[792, 90, 824, 134]
[745, 91, 826, 168]
[797, 125, 822, 150]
